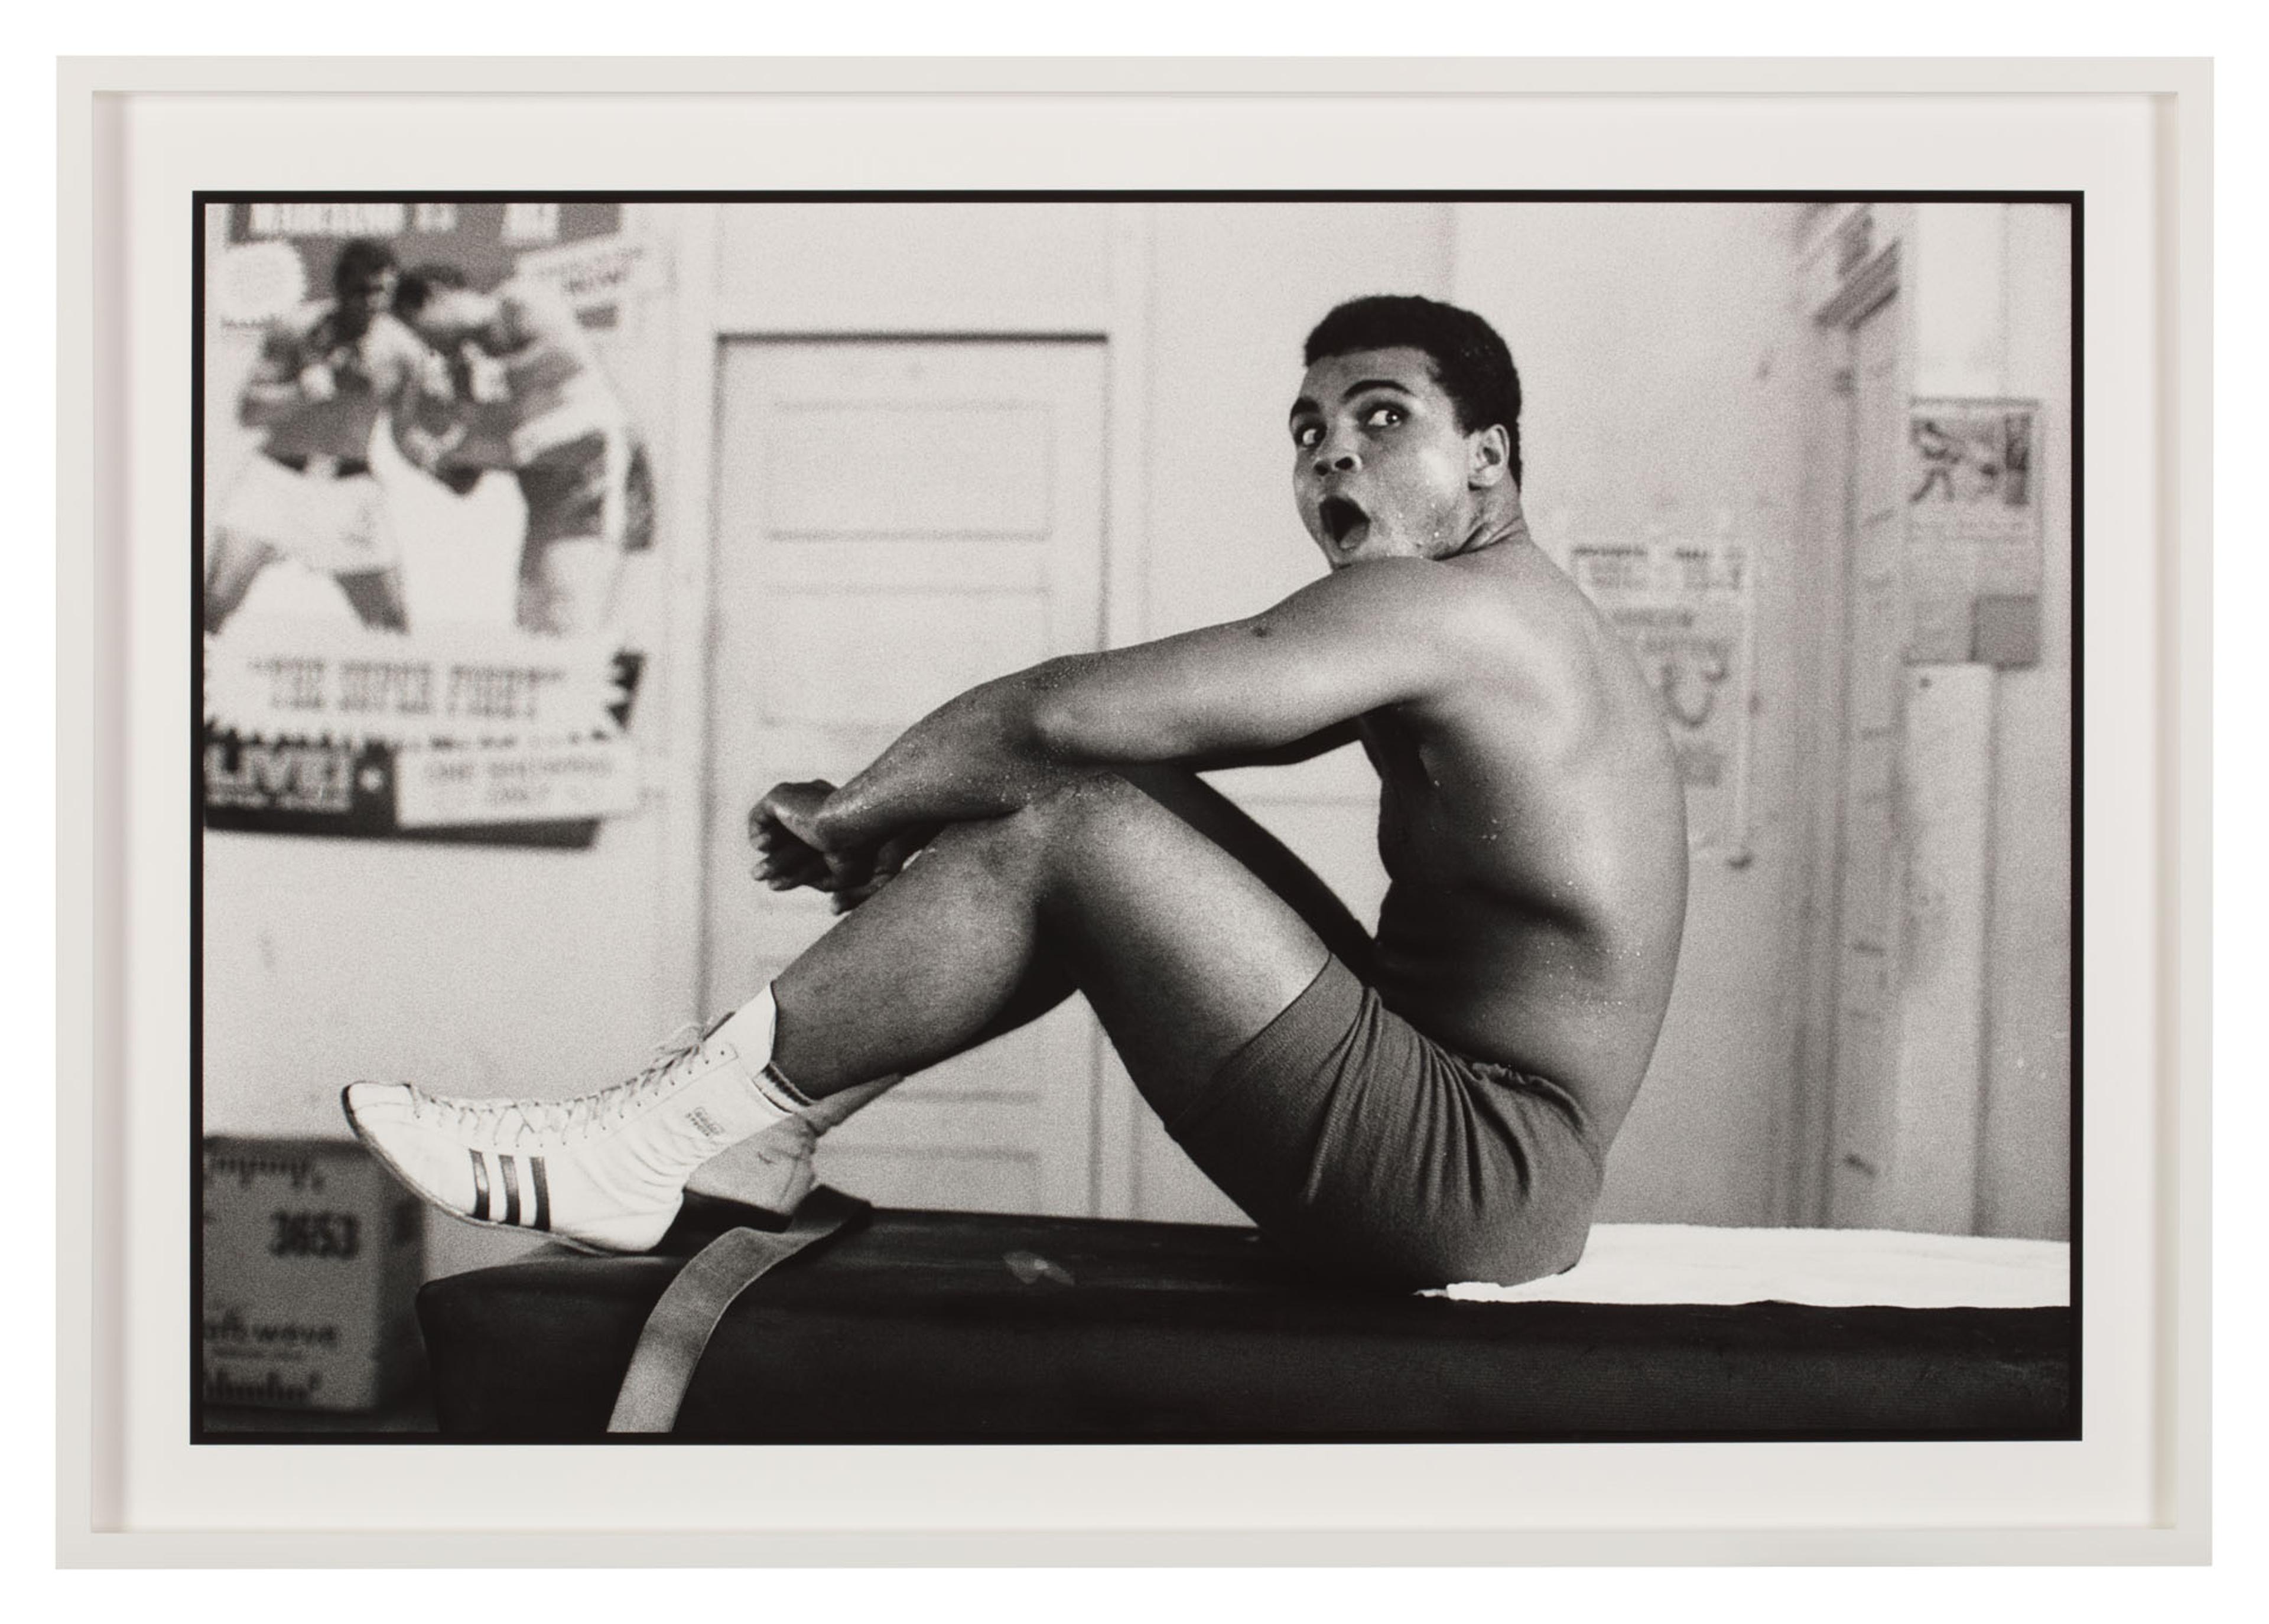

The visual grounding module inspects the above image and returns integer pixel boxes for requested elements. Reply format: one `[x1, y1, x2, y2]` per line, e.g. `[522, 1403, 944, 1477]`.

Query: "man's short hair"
[1304, 295, 1524, 487]
[395, 262, 469, 320]
[394, 261, 471, 318]
[331, 238, 398, 298]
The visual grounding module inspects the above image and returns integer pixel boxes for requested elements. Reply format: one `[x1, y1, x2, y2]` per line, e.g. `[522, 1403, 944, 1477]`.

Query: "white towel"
[1421, 1223, 2070, 1309]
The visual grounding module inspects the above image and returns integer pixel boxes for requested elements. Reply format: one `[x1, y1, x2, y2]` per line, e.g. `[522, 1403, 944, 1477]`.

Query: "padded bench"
[415, 1199, 2074, 1443]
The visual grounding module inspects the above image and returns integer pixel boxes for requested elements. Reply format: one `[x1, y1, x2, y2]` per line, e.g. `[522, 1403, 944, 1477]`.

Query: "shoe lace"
[407, 1023, 711, 1147]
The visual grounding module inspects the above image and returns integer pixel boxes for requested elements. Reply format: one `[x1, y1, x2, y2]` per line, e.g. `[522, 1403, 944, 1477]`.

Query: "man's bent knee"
[950, 770, 1150, 855]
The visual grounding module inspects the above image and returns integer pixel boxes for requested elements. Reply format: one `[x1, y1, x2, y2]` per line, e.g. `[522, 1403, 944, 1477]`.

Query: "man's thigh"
[516, 535, 622, 636]
[1119, 764, 1374, 976]
[205, 526, 278, 597]
[954, 764, 1370, 1046]
[1028, 773, 1342, 1126]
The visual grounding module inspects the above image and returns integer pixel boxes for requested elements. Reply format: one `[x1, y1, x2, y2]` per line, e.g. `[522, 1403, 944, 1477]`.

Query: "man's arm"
[236, 320, 324, 428]
[377, 324, 467, 477]
[805, 558, 1487, 855]
[503, 280, 603, 362]
[1176, 718, 1364, 774]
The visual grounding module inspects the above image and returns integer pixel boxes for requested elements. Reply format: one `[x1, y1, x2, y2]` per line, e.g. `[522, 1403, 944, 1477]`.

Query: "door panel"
[706, 340, 1109, 1216]
[759, 590, 1052, 724]
[762, 403, 1058, 535]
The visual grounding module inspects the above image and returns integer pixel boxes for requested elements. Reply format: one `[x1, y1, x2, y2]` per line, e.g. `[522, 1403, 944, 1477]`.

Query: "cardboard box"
[201, 1138, 425, 1412]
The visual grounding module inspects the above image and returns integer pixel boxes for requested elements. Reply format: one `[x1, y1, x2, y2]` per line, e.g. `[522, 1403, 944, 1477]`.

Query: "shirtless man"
[207, 239, 440, 633]
[347, 295, 1689, 1289]
[392, 264, 655, 636]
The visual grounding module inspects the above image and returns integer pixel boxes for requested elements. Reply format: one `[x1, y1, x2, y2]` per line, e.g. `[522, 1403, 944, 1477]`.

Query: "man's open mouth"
[1319, 495, 1368, 547]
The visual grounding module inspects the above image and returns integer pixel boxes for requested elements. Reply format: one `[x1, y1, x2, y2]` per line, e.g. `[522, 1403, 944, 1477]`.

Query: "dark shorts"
[517, 433, 656, 552]
[1163, 955, 1607, 1291]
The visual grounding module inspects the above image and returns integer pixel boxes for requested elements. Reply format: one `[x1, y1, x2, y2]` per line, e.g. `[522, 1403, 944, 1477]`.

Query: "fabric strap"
[606, 1186, 869, 1434]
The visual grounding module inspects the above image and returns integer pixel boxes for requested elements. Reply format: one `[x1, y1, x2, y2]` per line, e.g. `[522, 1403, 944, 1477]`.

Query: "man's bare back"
[1353, 541, 1687, 1143]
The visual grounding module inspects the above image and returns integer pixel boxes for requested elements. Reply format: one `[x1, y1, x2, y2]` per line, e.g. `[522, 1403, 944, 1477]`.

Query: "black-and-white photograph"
[194, 195, 2074, 1444]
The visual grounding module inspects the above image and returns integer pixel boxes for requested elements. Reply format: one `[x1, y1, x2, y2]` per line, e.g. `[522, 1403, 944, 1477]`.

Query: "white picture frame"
[56, 56, 2211, 1566]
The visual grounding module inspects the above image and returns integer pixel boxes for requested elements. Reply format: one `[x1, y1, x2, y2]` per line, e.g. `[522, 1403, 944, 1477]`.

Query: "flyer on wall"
[200, 200, 663, 846]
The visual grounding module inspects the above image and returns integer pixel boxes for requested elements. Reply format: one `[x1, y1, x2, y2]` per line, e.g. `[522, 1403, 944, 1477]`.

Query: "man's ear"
[1466, 424, 1512, 489]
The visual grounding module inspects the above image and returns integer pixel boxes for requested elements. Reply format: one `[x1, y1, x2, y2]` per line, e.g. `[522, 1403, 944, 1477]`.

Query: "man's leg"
[516, 536, 623, 636]
[203, 528, 278, 634]
[850, 764, 1368, 1062]
[769, 770, 1338, 1125]
[346, 768, 1355, 1250]
[514, 434, 629, 636]
[1119, 765, 1374, 977]
[336, 567, 409, 632]
[690, 763, 1367, 1213]
[333, 476, 408, 631]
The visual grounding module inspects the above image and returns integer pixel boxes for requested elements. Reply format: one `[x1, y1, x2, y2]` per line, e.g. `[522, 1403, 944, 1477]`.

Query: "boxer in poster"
[207, 239, 447, 633]
[394, 264, 656, 637]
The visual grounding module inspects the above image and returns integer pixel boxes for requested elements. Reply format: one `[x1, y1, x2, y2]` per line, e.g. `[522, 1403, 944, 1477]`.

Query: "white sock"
[682, 985, 899, 1212]
[709, 984, 815, 1113]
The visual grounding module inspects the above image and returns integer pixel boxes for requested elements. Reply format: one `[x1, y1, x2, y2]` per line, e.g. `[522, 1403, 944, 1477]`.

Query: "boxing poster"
[1570, 540, 1755, 855]
[200, 201, 664, 845]
[1904, 399, 2042, 668]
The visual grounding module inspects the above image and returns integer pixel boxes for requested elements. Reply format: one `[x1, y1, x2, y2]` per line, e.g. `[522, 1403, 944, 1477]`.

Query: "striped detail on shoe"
[467, 1150, 552, 1232]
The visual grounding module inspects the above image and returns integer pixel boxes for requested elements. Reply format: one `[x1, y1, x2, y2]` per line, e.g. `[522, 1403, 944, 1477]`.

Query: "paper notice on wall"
[205, 197, 659, 847]
[393, 738, 641, 826]
[204, 624, 629, 748]
[1906, 399, 2043, 667]
[1570, 540, 1754, 854]
[513, 233, 662, 314]
[201, 620, 644, 844]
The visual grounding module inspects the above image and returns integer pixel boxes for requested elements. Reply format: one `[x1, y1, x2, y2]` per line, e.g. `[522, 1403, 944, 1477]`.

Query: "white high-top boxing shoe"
[343, 1017, 807, 1254]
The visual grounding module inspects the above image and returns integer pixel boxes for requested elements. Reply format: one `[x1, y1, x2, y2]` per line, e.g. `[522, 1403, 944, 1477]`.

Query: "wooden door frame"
[1786, 222, 1910, 1227]
[650, 201, 723, 1041]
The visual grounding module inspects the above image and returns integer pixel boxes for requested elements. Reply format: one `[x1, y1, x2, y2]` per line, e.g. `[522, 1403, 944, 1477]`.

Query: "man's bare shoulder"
[499, 278, 589, 341]
[1244, 559, 1493, 674]
[1430, 545, 1631, 715]
[1276, 554, 1498, 630]
[362, 312, 431, 362]
[1316, 549, 1587, 660]
[1225, 554, 1574, 726]
[263, 301, 335, 349]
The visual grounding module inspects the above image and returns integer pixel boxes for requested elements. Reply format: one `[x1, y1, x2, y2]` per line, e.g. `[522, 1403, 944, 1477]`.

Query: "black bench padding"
[415, 1205, 2074, 1442]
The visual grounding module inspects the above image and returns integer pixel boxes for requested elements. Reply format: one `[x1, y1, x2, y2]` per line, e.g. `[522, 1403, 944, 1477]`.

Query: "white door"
[704, 340, 1110, 1215]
